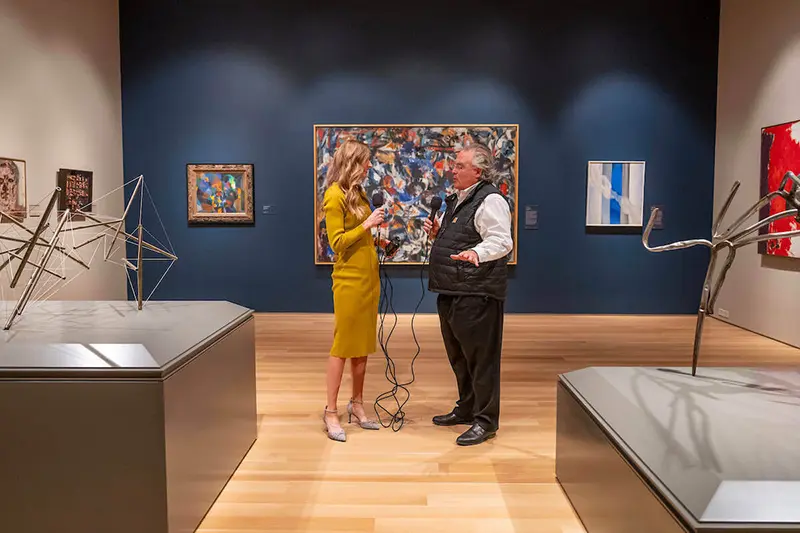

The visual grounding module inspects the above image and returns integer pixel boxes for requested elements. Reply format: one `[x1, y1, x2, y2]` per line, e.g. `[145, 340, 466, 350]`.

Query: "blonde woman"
[322, 139, 385, 442]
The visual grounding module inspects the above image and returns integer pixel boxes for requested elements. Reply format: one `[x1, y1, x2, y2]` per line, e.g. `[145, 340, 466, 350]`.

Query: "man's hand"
[423, 217, 440, 237]
[450, 250, 479, 266]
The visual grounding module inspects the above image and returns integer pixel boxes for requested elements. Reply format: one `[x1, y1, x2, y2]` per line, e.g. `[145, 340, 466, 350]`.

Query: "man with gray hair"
[423, 141, 513, 446]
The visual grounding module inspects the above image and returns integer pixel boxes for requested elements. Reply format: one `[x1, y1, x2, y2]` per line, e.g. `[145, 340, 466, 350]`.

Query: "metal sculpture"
[0, 175, 176, 330]
[642, 171, 800, 376]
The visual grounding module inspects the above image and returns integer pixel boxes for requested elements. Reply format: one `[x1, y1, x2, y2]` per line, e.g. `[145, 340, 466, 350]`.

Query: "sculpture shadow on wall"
[642, 171, 800, 376]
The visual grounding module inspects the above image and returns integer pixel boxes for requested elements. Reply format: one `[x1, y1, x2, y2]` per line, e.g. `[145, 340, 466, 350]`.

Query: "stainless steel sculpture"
[0, 175, 176, 330]
[643, 171, 800, 376]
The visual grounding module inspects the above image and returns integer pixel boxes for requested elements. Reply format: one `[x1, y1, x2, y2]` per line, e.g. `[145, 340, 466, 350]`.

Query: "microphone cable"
[368, 192, 404, 429]
[374, 232, 431, 430]
[373, 198, 441, 431]
[374, 223, 405, 430]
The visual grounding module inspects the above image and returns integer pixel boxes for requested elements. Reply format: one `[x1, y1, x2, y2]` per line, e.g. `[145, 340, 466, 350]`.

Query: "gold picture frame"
[313, 124, 519, 265]
[187, 163, 254, 225]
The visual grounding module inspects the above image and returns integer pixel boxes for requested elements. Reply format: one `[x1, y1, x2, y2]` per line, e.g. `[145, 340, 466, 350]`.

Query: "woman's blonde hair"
[326, 139, 371, 218]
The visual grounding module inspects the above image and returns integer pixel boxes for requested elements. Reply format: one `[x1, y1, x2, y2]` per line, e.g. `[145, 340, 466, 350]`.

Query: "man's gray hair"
[464, 142, 495, 182]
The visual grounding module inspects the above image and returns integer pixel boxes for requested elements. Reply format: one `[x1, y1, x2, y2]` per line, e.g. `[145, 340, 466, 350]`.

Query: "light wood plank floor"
[197, 313, 800, 533]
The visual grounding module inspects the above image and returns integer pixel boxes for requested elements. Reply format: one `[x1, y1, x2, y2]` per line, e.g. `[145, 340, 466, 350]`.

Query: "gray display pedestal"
[0, 300, 257, 533]
[556, 366, 800, 532]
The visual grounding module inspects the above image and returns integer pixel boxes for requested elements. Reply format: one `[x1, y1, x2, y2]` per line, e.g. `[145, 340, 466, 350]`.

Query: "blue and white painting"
[585, 161, 645, 227]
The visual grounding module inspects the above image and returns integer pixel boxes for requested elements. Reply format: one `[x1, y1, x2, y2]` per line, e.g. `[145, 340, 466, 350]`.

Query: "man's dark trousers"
[436, 293, 503, 432]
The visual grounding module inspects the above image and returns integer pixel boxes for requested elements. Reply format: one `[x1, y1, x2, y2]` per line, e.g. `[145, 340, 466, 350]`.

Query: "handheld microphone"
[429, 195, 443, 221]
[371, 191, 386, 249]
[372, 191, 391, 225]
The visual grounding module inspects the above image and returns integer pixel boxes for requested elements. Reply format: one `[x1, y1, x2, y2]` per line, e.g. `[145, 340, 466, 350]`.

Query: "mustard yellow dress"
[323, 183, 380, 358]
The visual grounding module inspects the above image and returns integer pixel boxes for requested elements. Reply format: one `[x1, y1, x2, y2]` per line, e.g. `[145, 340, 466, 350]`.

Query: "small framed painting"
[0, 156, 27, 222]
[585, 160, 646, 232]
[187, 163, 254, 224]
[57, 168, 93, 221]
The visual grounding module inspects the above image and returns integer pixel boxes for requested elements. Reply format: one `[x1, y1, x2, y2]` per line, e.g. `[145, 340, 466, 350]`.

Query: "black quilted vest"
[428, 181, 509, 300]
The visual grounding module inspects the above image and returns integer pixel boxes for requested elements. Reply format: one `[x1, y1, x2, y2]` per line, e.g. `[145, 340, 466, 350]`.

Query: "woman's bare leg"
[350, 356, 369, 420]
[326, 355, 346, 428]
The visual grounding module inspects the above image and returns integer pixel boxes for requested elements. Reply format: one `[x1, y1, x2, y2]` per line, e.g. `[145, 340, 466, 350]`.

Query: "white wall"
[714, 0, 800, 348]
[0, 0, 125, 307]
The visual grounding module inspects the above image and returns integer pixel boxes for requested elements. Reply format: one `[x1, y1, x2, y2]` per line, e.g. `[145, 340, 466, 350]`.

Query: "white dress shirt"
[437, 181, 513, 263]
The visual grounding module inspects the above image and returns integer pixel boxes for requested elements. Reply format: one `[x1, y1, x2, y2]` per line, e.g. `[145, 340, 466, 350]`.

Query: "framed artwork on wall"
[585, 160, 646, 231]
[313, 124, 519, 265]
[759, 118, 800, 258]
[0, 156, 26, 223]
[187, 163, 254, 225]
[57, 168, 93, 221]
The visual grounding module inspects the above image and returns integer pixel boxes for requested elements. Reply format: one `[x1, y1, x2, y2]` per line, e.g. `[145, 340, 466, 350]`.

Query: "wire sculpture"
[0, 175, 176, 330]
[642, 171, 800, 376]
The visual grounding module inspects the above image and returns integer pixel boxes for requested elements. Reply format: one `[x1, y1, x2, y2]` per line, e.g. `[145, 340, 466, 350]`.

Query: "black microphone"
[427, 196, 443, 239]
[372, 191, 392, 227]
[429, 196, 443, 221]
[371, 191, 389, 253]
[421, 195, 443, 259]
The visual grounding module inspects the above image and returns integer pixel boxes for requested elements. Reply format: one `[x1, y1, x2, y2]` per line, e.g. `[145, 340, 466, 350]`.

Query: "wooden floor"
[197, 313, 799, 533]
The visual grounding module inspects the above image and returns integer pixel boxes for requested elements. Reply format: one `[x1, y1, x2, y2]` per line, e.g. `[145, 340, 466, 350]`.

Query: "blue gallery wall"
[119, 0, 720, 314]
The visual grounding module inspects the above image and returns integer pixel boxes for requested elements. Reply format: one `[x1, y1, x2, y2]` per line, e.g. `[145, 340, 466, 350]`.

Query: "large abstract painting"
[314, 125, 518, 264]
[585, 161, 645, 228]
[0, 156, 26, 222]
[759, 119, 800, 258]
[187, 163, 254, 224]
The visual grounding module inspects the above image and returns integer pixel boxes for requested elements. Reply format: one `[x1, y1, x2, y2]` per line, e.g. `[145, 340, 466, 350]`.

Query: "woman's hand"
[362, 206, 387, 230]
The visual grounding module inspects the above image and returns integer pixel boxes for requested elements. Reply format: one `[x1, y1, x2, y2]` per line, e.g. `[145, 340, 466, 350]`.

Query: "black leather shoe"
[432, 411, 473, 426]
[456, 424, 496, 446]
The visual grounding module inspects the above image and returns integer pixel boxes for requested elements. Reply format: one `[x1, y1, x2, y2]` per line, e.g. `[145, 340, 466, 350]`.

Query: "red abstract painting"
[759, 119, 800, 257]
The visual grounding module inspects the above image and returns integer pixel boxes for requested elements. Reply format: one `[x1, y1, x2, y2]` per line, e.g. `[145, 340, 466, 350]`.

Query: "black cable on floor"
[374, 233, 431, 431]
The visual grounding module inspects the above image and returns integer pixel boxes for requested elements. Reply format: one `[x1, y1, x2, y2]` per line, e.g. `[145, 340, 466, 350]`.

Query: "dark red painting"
[759, 119, 800, 258]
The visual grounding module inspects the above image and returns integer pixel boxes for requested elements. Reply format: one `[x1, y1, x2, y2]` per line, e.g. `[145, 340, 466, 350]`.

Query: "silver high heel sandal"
[323, 407, 346, 442]
[347, 399, 380, 430]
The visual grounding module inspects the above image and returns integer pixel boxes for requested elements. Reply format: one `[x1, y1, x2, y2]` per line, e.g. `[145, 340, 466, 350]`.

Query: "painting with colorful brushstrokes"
[0, 156, 26, 223]
[186, 163, 254, 224]
[313, 125, 518, 265]
[585, 161, 646, 228]
[759, 119, 800, 258]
